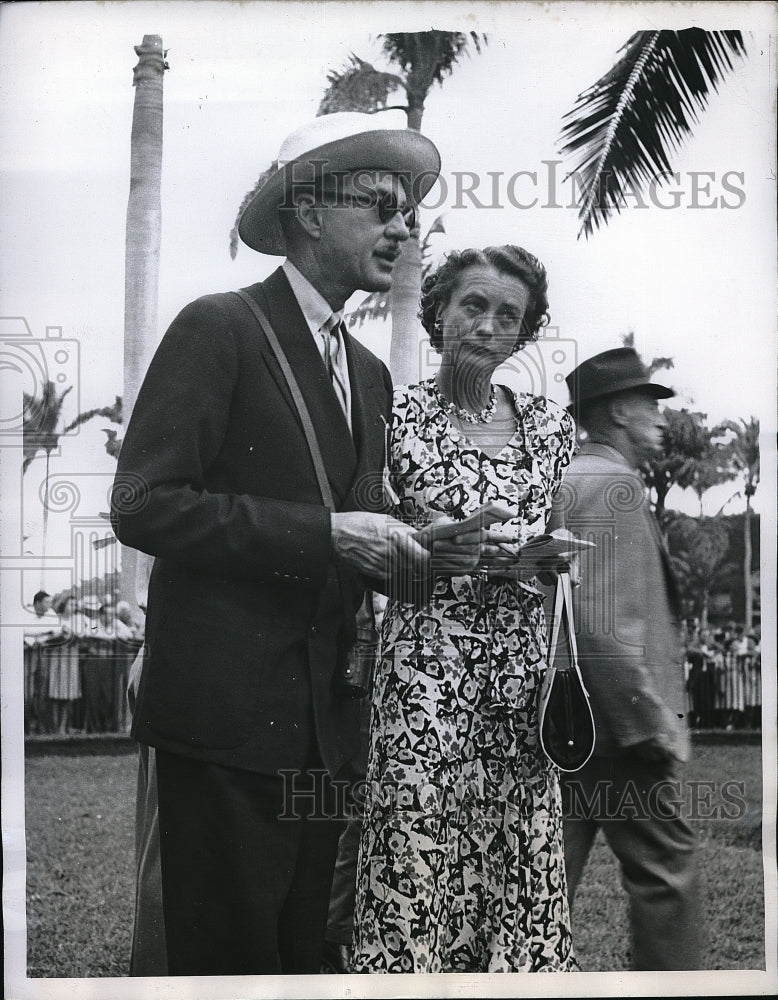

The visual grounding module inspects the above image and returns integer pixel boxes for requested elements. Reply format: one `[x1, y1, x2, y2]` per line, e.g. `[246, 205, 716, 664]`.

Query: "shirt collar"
[282, 259, 341, 336]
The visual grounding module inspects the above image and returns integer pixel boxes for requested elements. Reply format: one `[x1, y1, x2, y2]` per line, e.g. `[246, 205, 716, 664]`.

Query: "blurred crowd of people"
[683, 619, 761, 730]
[25, 594, 762, 739]
[23, 588, 144, 735]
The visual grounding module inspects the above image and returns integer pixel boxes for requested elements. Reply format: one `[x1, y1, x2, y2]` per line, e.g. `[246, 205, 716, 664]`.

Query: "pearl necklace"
[432, 379, 496, 424]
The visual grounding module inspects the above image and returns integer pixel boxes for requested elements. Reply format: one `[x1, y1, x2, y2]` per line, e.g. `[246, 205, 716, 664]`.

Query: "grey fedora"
[238, 111, 441, 256]
[566, 347, 674, 409]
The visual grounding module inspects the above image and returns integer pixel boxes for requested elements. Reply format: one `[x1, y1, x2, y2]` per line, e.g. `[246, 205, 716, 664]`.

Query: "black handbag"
[234, 290, 377, 698]
[539, 571, 596, 771]
[339, 592, 379, 699]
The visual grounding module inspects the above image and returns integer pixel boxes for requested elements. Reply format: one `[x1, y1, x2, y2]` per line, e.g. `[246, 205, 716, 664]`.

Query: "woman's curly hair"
[419, 245, 550, 354]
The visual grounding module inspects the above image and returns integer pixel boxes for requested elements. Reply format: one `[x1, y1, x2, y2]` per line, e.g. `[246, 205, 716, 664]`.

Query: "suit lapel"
[242, 269, 357, 506]
[344, 329, 378, 451]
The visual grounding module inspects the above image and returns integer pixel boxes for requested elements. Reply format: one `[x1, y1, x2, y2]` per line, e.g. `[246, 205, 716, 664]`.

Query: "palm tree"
[230, 32, 484, 383]
[23, 387, 125, 578]
[122, 34, 167, 609]
[323, 33, 484, 383]
[125, 35, 166, 425]
[559, 29, 746, 238]
[22, 381, 72, 474]
[680, 414, 732, 519]
[22, 381, 72, 580]
[667, 513, 735, 628]
[721, 417, 760, 630]
[641, 408, 733, 519]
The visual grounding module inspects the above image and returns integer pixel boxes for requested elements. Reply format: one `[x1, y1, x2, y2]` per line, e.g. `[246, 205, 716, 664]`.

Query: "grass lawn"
[25, 747, 137, 978]
[22, 739, 765, 978]
[571, 741, 765, 971]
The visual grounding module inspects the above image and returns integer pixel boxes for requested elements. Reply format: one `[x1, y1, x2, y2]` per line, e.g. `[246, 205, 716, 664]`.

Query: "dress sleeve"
[389, 386, 409, 494]
[544, 400, 577, 501]
[387, 385, 420, 521]
[371, 385, 437, 606]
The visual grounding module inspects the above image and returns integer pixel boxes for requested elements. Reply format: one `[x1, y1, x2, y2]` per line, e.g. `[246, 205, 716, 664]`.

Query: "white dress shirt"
[281, 259, 352, 429]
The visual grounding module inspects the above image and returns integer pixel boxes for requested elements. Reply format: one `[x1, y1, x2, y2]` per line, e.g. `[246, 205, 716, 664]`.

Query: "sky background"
[1, 0, 775, 578]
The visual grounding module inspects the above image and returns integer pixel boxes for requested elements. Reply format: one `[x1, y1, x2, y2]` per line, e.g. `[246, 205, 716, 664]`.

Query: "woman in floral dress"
[351, 245, 577, 973]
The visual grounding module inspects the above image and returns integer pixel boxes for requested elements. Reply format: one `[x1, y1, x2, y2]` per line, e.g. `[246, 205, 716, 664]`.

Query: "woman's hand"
[476, 530, 581, 584]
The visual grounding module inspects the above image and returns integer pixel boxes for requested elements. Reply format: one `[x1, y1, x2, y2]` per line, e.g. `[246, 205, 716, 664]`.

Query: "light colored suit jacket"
[547, 442, 690, 761]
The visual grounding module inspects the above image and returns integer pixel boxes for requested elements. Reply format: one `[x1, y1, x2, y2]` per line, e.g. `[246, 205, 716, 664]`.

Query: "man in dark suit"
[548, 347, 701, 970]
[112, 112, 481, 975]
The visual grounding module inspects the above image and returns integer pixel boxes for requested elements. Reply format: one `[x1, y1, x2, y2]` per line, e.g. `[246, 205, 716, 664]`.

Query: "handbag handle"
[234, 289, 335, 511]
[547, 571, 579, 671]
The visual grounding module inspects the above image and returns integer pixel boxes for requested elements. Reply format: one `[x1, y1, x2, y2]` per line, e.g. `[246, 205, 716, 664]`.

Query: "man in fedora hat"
[112, 111, 483, 975]
[547, 346, 702, 970]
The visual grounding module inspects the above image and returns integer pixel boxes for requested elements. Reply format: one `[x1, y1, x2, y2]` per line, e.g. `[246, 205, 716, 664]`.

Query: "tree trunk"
[654, 481, 667, 518]
[41, 450, 51, 589]
[388, 92, 426, 385]
[121, 35, 165, 609]
[744, 496, 753, 631]
[389, 234, 423, 383]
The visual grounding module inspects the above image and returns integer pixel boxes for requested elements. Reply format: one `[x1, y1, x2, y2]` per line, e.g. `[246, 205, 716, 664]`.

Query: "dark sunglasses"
[324, 190, 417, 230]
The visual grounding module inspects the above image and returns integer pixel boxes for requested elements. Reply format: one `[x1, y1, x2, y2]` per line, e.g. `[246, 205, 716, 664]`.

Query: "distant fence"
[23, 639, 762, 737]
[684, 652, 761, 730]
[24, 637, 142, 736]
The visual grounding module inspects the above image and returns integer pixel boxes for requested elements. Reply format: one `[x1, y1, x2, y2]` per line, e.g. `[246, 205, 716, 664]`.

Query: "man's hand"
[416, 517, 487, 576]
[331, 512, 431, 579]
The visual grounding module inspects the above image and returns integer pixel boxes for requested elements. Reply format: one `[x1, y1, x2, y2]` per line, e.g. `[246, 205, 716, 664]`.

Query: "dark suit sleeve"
[111, 295, 331, 586]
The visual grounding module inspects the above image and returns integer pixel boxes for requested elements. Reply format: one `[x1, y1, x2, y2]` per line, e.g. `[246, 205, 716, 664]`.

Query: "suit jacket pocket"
[141, 612, 268, 750]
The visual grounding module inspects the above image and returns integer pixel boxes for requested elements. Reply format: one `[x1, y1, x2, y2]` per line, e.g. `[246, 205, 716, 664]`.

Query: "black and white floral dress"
[351, 379, 578, 973]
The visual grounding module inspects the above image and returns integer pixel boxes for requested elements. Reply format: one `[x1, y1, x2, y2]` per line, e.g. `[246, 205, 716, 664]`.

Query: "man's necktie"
[321, 315, 349, 422]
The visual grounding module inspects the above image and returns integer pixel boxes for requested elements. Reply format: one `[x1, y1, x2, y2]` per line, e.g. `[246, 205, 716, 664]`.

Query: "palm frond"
[318, 55, 406, 116]
[62, 396, 122, 434]
[347, 289, 392, 330]
[229, 160, 278, 260]
[22, 382, 73, 472]
[720, 416, 760, 491]
[421, 212, 447, 251]
[102, 428, 123, 459]
[380, 31, 485, 86]
[647, 355, 674, 376]
[619, 332, 674, 375]
[559, 29, 746, 238]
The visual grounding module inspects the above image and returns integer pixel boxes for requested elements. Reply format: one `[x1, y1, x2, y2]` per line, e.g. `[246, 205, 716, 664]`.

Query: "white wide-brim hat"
[238, 110, 441, 256]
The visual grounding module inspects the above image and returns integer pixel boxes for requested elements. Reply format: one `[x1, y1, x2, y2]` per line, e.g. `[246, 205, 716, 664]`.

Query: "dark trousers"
[155, 749, 344, 975]
[562, 753, 702, 971]
[130, 744, 167, 976]
[326, 694, 371, 946]
[81, 659, 113, 732]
